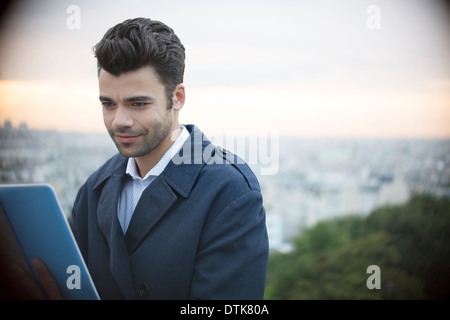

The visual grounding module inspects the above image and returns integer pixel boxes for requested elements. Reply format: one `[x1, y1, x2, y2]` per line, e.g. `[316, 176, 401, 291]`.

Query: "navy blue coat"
[71, 125, 269, 299]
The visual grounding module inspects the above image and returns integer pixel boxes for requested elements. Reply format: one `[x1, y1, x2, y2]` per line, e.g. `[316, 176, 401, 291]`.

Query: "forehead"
[98, 66, 165, 99]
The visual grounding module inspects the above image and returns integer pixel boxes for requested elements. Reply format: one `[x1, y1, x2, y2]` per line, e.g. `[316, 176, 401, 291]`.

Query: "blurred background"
[1, 0, 449, 299]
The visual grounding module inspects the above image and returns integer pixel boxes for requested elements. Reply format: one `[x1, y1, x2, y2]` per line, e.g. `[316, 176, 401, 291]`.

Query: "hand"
[32, 258, 64, 300]
[8, 258, 63, 300]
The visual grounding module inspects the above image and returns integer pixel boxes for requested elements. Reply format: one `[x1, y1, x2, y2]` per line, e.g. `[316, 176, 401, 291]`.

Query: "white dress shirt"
[117, 126, 190, 234]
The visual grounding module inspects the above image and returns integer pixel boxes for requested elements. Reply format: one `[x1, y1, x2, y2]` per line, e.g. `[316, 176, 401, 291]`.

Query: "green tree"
[265, 193, 450, 300]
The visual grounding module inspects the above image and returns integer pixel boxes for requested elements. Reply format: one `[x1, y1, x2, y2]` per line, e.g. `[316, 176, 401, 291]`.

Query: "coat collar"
[93, 124, 212, 197]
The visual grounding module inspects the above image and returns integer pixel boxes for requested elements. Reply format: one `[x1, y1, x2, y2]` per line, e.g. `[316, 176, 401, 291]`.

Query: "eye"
[101, 102, 116, 109]
[131, 102, 149, 108]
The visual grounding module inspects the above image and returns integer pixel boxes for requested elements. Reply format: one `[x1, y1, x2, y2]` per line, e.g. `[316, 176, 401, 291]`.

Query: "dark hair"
[93, 17, 185, 105]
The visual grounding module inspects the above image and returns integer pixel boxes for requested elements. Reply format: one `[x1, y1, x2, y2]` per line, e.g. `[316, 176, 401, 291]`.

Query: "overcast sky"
[0, 0, 449, 137]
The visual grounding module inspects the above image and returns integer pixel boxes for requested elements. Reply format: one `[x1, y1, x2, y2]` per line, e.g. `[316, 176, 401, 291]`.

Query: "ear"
[172, 83, 185, 111]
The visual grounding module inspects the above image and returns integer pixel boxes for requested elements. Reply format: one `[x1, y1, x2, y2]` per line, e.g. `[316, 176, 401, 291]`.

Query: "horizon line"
[1, 121, 449, 141]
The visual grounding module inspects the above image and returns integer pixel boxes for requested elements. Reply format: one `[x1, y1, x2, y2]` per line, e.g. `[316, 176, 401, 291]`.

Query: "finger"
[9, 263, 46, 300]
[32, 258, 63, 300]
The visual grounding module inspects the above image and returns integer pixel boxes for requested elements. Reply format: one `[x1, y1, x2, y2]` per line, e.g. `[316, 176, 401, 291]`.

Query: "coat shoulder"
[84, 153, 127, 189]
[202, 146, 262, 193]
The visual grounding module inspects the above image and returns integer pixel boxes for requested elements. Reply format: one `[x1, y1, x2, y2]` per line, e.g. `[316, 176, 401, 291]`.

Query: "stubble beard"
[110, 111, 173, 159]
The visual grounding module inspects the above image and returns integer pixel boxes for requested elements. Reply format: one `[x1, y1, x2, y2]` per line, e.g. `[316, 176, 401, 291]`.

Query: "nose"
[112, 105, 134, 128]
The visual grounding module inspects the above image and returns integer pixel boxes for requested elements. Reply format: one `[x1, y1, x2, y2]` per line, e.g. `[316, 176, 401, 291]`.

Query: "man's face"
[99, 66, 173, 159]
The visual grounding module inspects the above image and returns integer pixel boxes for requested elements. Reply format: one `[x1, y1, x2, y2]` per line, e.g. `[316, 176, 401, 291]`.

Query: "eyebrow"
[99, 95, 155, 103]
[125, 96, 155, 103]
[99, 95, 113, 102]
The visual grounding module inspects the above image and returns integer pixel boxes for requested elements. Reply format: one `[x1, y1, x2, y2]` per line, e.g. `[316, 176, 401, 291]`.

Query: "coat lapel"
[124, 176, 178, 254]
[96, 172, 136, 298]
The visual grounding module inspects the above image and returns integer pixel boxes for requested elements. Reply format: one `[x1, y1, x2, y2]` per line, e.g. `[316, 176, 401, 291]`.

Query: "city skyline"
[1, 0, 449, 138]
[2, 121, 449, 252]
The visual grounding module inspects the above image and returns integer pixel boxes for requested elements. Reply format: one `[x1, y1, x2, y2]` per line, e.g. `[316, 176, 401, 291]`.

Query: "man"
[68, 17, 268, 300]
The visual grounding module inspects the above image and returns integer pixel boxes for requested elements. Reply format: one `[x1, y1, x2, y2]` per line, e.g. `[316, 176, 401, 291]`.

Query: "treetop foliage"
[265, 193, 450, 300]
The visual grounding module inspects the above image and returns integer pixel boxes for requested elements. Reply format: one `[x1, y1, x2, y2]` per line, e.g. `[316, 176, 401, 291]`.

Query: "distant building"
[266, 214, 293, 253]
[19, 122, 28, 132]
[3, 120, 12, 131]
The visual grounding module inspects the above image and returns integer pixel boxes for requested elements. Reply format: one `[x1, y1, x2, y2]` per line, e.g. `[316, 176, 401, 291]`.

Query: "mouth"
[115, 134, 140, 144]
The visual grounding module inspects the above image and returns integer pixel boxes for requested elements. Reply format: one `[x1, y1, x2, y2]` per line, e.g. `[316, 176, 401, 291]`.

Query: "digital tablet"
[0, 184, 100, 300]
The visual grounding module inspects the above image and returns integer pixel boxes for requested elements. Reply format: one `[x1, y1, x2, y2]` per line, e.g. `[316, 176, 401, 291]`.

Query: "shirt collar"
[125, 125, 190, 181]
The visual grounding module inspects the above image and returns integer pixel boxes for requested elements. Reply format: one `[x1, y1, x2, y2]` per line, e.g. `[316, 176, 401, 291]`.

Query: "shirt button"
[138, 283, 150, 298]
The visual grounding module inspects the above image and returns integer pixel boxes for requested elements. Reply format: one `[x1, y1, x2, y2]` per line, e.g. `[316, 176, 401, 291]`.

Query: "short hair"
[93, 17, 185, 105]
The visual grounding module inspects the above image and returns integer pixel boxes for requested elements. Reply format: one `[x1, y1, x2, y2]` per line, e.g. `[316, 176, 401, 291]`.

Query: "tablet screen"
[0, 184, 100, 300]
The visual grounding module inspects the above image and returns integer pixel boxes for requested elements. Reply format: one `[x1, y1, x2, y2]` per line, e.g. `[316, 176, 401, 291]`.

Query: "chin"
[118, 145, 157, 159]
